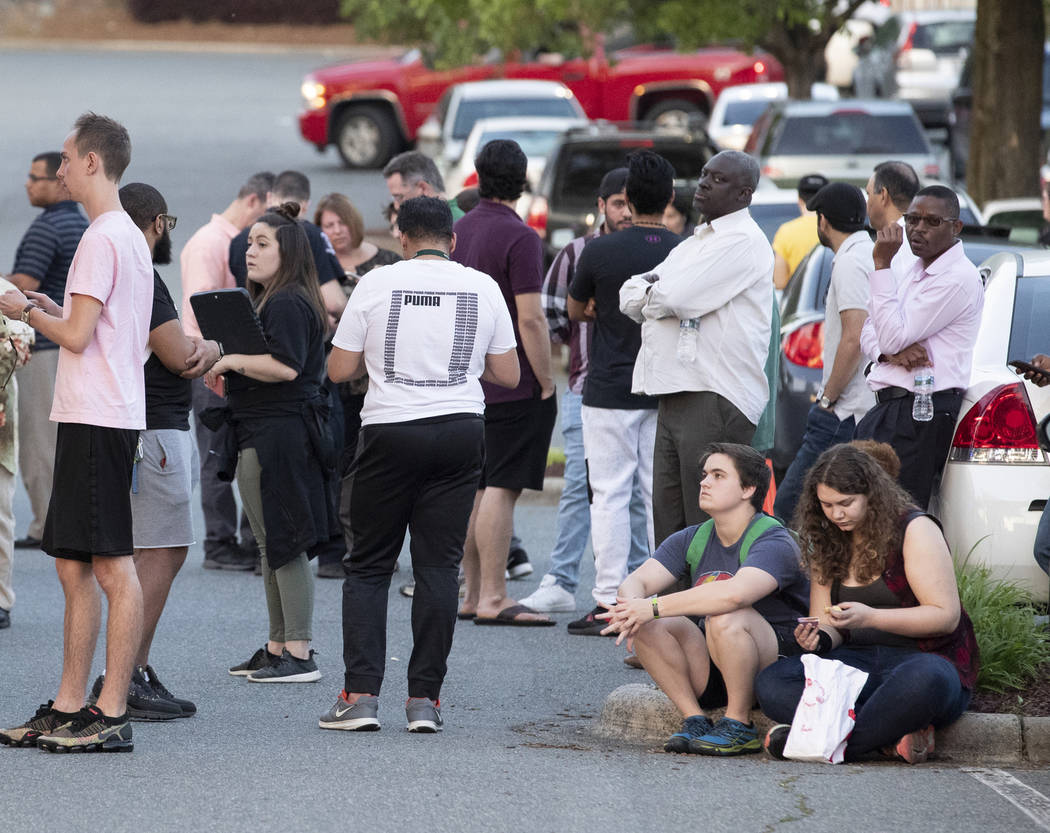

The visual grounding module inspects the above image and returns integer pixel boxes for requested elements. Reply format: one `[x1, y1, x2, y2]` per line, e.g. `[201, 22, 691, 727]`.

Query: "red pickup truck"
[298, 43, 783, 168]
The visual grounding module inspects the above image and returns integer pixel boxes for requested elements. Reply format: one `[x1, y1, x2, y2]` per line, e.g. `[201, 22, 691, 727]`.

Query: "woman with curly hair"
[755, 443, 978, 763]
[206, 203, 336, 683]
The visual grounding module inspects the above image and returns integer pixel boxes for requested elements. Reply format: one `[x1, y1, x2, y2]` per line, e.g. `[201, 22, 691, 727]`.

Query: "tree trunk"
[967, 0, 1044, 205]
[761, 24, 826, 99]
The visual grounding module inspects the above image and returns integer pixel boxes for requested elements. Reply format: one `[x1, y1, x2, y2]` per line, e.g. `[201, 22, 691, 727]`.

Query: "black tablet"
[189, 288, 268, 355]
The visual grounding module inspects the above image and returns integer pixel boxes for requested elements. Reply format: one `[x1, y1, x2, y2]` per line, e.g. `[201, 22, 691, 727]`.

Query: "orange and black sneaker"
[36, 706, 133, 753]
[0, 701, 77, 748]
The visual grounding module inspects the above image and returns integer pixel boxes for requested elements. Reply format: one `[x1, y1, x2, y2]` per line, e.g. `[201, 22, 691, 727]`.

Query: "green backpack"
[685, 513, 783, 586]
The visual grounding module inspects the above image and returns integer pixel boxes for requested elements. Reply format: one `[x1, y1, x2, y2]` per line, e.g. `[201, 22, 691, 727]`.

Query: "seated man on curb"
[599, 443, 809, 755]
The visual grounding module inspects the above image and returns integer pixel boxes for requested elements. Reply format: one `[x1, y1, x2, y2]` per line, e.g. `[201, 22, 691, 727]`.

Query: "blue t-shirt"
[653, 520, 810, 627]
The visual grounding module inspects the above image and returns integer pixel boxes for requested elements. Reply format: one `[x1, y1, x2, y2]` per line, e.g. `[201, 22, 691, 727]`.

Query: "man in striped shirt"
[8, 151, 87, 550]
[520, 167, 649, 616]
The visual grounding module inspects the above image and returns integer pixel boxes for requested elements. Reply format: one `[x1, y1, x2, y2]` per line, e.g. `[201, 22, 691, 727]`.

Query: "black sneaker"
[247, 649, 321, 683]
[37, 706, 133, 753]
[567, 605, 613, 636]
[0, 701, 77, 747]
[142, 665, 196, 717]
[89, 670, 182, 722]
[229, 646, 280, 677]
[506, 546, 533, 580]
[764, 723, 791, 760]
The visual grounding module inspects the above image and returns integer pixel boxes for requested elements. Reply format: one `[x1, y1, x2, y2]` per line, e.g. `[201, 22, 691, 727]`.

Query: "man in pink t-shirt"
[180, 172, 271, 572]
[0, 113, 154, 753]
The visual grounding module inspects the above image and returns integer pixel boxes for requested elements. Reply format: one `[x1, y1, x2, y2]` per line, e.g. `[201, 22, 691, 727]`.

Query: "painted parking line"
[966, 768, 1050, 831]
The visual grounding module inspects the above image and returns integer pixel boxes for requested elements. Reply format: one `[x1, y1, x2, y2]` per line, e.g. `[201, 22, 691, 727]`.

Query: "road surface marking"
[966, 768, 1050, 830]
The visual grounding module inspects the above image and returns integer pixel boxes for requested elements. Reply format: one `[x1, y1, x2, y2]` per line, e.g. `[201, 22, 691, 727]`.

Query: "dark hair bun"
[273, 201, 300, 220]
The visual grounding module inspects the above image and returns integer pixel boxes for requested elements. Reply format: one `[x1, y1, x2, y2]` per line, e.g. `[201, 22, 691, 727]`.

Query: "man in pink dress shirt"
[180, 172, 272, 570]
[856, 184, 984, 509]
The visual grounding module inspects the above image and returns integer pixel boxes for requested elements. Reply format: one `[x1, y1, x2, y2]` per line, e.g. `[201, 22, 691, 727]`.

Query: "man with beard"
[83, 183, 221, 719]
[856, 185, 983, 509]
[773, 183, 874, 524]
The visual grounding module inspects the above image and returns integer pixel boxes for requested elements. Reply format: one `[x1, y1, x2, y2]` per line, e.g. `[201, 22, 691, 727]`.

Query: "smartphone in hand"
[1009, 359, 1050, 383]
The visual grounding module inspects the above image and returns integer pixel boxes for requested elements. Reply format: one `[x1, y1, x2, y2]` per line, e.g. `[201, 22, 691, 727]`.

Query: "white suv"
[935, 251, 1050, 603]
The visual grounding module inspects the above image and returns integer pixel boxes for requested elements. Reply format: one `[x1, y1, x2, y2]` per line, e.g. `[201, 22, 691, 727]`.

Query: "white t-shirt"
[50, 210, 153, 430]
[332, 258, 516, 425]
[822, 230, 876, 423]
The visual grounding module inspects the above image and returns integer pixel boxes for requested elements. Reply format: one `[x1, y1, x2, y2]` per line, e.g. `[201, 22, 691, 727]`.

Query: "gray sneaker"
[405, 697, 443, 733]
[319, 693, 380, 731]
[247, 649, 321, 683]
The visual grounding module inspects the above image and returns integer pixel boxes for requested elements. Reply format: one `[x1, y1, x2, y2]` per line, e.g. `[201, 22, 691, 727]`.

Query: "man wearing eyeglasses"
[856, 184, 984, 509]
[7, 152, 88, 552]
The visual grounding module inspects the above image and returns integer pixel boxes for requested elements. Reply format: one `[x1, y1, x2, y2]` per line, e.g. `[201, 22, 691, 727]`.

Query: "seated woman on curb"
[599, 443, 809, 756]
[755, 443, 978, 764]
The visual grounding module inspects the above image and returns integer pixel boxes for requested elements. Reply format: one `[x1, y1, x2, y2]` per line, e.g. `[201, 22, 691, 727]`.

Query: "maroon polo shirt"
[452, 199, 544, 404]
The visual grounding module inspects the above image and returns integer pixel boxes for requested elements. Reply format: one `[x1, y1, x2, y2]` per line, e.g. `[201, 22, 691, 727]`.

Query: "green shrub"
[956, 554, 1050, 692]
[546, 447, 566, 467]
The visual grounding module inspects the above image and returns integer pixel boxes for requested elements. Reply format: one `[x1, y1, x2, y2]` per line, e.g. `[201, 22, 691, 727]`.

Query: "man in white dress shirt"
[620, 151, 774, 546]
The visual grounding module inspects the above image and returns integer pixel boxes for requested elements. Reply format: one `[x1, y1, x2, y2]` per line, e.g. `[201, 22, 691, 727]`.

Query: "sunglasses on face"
[156, 214, 177, 231]
[903, 213, 958, 229]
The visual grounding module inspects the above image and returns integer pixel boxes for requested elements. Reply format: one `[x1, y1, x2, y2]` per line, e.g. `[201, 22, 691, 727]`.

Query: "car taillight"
[761, 164, 783, 180]
[924, 164, 941, 178]
[753, 60, 766, 77]
[782, 321, 823, 369]
[462, 170, 478, 188]
[526, 195, 548, 239]
[949, 382, 1047, 464]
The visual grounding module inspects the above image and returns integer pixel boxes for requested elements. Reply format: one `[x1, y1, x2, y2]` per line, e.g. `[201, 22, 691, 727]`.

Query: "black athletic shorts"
[479, 393, 557, 491]
[42, 423, 138, 562]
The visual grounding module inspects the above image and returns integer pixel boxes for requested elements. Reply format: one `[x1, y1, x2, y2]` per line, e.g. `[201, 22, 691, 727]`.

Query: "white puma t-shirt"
[333, 258, 516, 425]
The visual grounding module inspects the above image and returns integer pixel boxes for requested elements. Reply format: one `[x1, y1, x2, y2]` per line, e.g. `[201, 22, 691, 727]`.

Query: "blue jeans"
[755, 644, 971, 760]
[774, 403, 856, 524]
[548, 390, 649, 593]
[1035, 498, 1050, 575]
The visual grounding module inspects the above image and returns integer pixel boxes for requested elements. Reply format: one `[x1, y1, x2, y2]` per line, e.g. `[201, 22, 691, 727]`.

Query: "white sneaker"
[518, 575, 576, 613]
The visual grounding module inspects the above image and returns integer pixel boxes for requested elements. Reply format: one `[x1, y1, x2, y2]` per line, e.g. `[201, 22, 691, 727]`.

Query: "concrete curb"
[597, 683, 1050, 765]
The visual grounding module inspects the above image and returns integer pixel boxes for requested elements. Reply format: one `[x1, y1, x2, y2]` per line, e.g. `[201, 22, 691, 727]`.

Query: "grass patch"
[956, 546, 1050, 692]
[547, 447, 566, 467]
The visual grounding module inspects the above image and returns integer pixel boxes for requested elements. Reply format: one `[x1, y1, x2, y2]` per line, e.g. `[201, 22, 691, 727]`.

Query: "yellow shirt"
[772, 214, 819, 276]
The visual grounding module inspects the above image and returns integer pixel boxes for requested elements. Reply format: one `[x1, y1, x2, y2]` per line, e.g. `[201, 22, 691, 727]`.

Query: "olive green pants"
[237, 447, 314, 642]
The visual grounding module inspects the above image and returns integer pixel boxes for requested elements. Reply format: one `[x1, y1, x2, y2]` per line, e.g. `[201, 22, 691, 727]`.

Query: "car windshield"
[477, 128, 565, 158]
[721, 100, 774, 128]
[1007, 275, 1050, 364]
[452, 98, 579, 140]
[770, 113, 929, 155]
[913, 21, 974, 54]
[552, 143, 710, 210]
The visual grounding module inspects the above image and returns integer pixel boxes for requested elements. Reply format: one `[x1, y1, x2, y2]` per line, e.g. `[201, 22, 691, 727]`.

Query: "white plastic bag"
[783, 654, 869, 764]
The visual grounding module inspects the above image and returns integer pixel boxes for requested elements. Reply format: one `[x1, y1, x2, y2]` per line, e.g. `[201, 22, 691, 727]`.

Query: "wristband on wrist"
[651, 597, 660, 619]
[216, 341, 225, 360]
[815, 630, 833, 654]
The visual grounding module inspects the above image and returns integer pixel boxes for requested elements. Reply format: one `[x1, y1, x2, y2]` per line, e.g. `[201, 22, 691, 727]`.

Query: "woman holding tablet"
[206, 202, 335, 683]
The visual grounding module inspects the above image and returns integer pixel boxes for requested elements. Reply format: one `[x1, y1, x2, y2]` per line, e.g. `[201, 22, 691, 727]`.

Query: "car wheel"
[334, 105, 398, 169]
[644, 98, 706, 131]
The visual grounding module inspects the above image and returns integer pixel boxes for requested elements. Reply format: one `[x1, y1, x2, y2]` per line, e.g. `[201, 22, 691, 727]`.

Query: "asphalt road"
[1, 44, 1050, 833]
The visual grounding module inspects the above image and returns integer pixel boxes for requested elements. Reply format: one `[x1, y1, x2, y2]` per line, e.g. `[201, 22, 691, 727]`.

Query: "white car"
[934, 250, 1050, 602]
[442, 115, 588, 197]
[416, 79, 587, 171]
[982, 198, 1044, 246]
[708, 82, 839, 151]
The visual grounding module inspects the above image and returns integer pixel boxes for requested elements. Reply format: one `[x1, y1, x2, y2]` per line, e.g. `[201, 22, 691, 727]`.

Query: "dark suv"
[523, 124, 719, 263]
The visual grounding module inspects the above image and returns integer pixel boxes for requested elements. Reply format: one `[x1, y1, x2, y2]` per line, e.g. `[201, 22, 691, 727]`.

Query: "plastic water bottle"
[677, 318, 700, 364]
[912, 367, 934, 422]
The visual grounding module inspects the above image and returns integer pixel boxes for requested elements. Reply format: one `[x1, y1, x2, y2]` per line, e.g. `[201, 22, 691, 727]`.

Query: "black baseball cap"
[598, 167, 629, 200]
[797, 174, 828, 201]
[807, 182, 867, 232]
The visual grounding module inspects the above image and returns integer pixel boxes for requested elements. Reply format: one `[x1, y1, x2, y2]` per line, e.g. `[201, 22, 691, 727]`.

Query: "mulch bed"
[970, 674, 1050, 717]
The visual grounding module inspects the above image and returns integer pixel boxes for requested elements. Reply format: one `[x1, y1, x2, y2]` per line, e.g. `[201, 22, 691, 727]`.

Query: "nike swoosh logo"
[333, 705, 357, 719]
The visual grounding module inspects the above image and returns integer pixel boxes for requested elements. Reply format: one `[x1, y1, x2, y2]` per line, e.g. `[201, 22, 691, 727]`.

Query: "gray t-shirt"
[822, 230, 876, 423]
[653, 519, 810, 627]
